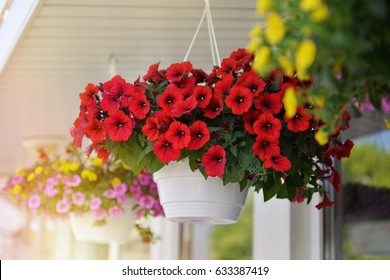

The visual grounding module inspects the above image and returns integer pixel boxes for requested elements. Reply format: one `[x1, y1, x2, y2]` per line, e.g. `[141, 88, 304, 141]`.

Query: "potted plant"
[248, 0, 390, 139]
[2, 144, 164, 243]
[70, 48, 353, 224]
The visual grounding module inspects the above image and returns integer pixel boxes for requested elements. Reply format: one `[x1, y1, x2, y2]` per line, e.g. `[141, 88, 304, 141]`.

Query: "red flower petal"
[201, 145, 226, 178]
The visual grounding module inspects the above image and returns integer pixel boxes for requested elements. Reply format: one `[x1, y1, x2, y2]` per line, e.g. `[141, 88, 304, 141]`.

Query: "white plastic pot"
[153, 159, 249, 224]
[70, 202, 134, 244]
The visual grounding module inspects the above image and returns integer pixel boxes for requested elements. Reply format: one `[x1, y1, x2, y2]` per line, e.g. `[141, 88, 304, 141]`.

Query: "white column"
[190, 224, 212, 260]
[149, 217, 182, 259]
[253, 193, 291, 259]
[290, 195, 322, 259]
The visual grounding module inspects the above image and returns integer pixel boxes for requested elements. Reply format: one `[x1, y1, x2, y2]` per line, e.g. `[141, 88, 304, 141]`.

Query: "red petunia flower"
[284, 106, 312, 132]
[201, 145, 226, 178]
[263, 155, 292, 172]
[103, 110, 135, 142]
[188, 121, 210, 150]
[254, 92, 283, 115]
[293, 187, 306, 203]
[238, 71, 266, 97]
[253, 113, 282, 138]
[229, 48, 253, 70]
[193, 86, 212, 109]
[171, 95, 197, 117]
[143, 61, 165, 83]
[323, 139, 354, 160]
[100, 75, 133, 111]
[225, 86, 253, 115]
[142, 117, 160, 141]
[243, 110, 261, 134]
[165, 61, 192, 82]
[315, 194, 335, 210]
[165, 121, 191, 150]
[128, 89, 150, 120]
[167, 76, 196, 97]
[70, 116, 88, 148]
[79, 83, 99, 106]
[216, 58, 237, 77]
[214, 74, 233, 96]
[153, 134, 181, 163]
[192, 68, 208, 84]
[325, 166, 341, 193]
[156, 88, 183, 113]
[252, 134, 281, 161]
[85, 118, 107, 144]
[202, 93, 224, 119]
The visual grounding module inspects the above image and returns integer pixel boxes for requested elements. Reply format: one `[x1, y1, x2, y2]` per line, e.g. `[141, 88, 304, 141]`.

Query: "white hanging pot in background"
[153, 159, 248, 224]
[70, 201, 134, 244]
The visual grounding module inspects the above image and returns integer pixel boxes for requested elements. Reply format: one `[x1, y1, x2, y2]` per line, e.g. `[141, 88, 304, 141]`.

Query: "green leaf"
[262, 174, 280, 201]
[144, 153, 165, 173]
[230, 145, 238, 157]
[238, 151, 250, 170]
[286, 185, 297, 201]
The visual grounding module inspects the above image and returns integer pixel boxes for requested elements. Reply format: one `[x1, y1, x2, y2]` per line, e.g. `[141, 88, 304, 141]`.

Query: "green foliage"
[342, 143, 390, 188]
[210, 193, 253, 260]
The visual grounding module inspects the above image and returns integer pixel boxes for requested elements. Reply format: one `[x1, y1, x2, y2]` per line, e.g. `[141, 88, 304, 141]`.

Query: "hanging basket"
[70, 202, 135, 244]
[153, 159, 249, 224]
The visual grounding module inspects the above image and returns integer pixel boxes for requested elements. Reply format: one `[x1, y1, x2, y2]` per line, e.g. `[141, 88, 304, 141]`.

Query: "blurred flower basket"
[71, 48, 353, 224]
[2, 144, 164, 243]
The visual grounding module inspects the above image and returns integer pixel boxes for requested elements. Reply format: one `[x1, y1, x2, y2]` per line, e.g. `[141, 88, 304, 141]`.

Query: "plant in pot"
[248, 0, 390, 139]
[70, 48, 353, 224]
[2, 144, 164, 243]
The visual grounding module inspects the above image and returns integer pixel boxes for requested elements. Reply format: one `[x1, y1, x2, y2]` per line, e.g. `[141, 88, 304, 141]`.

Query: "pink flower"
[135, 210, 145, 219]
[116, 195, 128, 206]
[90, 197, 102, 210]
[45, 186, 58, 198]
[28, 195, 41, 209]
[72, 192, 85, 206]
[129, 183, 141, 195]
[109, 205, 124, 218]
[138, 195, 155, 209]
[56, 199, 70, 214]
[62, 175, 81, 187]
[138, 173, 151, 185]
[93, 208, 107, 221]
[114, 183, 127, 196]
[103, 189, 116, 198]
[11, 175, 23, 185]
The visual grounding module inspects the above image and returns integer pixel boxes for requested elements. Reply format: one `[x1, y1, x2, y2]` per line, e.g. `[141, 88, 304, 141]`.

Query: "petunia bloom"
[284, 106, 312, 132]
[254, 92, 283, 115]
[201, 145, 226, 178]
[103, 110, 135, 142]
[165, 61, 192, 82]
[153, 134, 181, 163]
[142, 117, 160, 141]
[85, 118, 106, 144]
[156, 88, 182, 113]
[225, 86, 253, 115]
[193, 86, 212, 108]
[128, 89, 150, 120]
[243, 110, 262, 134]
[188, 121, 210, 150]
[165, 121, 191, 150]
[202, 93, 224, 119]
[252, 134, 281, 161]
[253, 113, 282, 138]
[263, 154, 292, 172]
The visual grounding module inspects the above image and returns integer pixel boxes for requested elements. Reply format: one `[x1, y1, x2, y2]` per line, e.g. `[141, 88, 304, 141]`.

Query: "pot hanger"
[184, 0, 221, 67]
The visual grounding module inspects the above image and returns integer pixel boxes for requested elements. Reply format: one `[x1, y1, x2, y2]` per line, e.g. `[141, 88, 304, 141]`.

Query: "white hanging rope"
[205, 0, 221, 66]
[183, 0, 221, 67]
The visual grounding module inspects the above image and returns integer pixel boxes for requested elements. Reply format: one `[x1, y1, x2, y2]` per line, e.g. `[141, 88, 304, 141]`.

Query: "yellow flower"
[265, 12, 286, 45]
[13, 185, 22, 195]
[256, 0, 272, 14]
[27, 173, 35, 182]
[21, 192, 29, 200]
[247, 38, 261, 53]
[278, 56, 294, 77]
[315, 130, 329, 145]
[249, 25, 262, 38]
[283, 87, 298, 118]
[111, 177, 122, 187]
[299, 0, 322, 12]
[81, 170, 98, 181]
[308, 95, 325, 108]
[35, 166, 43, 174]
[15, 169, 21, 175]
[252, 46, 271, 73]
[295, 39, 316, 75]
[311, 4, 329, 22]
[59, 160, 70, 173]
[122, 163, 131, 171]
[69, 162, 80, 171]
[385, 118, 390, 129]
[92, 158, 103, 167]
